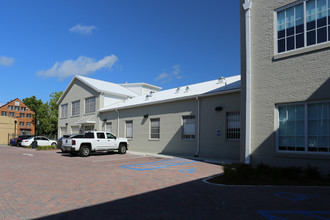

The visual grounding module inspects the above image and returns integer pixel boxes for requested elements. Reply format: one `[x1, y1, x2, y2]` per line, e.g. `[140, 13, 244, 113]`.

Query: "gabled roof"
[99, 75, 241, 112]
[77, 75, 138, 97]
[57, 75, 138, 105]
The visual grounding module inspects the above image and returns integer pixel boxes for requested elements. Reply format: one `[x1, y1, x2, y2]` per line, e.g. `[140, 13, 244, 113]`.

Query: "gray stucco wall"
[240, 0, 330, 169]
[58, 79, 101, 137]
[100, 92, 241, 160]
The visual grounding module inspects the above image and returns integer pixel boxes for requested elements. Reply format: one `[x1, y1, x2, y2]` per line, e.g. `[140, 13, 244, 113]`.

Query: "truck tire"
[118, 144, 127, 154]
[80, 145, 91, 157]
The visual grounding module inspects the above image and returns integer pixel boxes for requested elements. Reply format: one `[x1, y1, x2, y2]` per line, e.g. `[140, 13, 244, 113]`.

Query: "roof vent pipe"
[217, 77, 225, 84]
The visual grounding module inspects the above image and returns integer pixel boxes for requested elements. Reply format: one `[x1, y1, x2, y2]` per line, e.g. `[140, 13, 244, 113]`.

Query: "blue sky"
[0, 0, 240, 105]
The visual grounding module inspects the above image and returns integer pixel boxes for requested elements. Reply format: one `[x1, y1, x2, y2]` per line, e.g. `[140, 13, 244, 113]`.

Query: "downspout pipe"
[115, 109, 120, 136]
[195, 97, 200, 157]
[243, 0, 252, 164]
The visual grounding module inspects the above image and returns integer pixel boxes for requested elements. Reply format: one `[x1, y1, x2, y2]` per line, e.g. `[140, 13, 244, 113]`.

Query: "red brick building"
[0, 98, 35, 135]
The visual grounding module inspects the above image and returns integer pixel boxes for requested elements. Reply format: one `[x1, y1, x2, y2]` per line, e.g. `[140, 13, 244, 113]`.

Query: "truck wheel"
[80, 145, 91, 157]
[118, 144, 127, 154]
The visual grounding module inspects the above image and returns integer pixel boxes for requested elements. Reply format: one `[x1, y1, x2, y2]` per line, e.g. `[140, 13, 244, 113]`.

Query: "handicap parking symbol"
[178, 168, 196, 173]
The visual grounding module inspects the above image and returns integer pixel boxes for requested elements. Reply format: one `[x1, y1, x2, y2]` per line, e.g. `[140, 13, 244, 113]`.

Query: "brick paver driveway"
[1, 145, 330, 220]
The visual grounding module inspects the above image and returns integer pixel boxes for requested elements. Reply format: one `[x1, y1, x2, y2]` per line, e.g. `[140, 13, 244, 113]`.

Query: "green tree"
[47, 91, 63, 135]
[23, 92, 63, 136]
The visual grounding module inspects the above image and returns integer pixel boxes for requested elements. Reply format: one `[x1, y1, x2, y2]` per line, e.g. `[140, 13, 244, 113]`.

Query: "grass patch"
[208, 163, 330, 186]
[36, 145, 57, 151]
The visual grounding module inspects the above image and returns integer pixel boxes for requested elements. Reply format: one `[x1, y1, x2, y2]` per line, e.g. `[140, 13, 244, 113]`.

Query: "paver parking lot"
[0, 145, 330, 220]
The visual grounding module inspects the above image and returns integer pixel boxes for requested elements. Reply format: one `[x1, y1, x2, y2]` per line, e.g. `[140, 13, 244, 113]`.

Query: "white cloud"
[0, 56, 14, 66]
[36, 55, 119, 80]
[155, 65, 183, 83]
[69, 24, 97, 35]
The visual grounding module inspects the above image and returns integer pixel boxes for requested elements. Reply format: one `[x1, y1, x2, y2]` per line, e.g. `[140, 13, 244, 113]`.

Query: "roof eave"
[99, 88, 240, 113]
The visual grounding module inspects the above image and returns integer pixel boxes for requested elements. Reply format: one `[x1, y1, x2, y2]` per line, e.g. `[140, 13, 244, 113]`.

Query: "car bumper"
[61, 146, 76, 152]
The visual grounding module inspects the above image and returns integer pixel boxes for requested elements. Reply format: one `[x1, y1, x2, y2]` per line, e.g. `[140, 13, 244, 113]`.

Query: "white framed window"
[21, 107, 27, 111]
[85, 97, 96, 114]
[8, 105, 13, 110]
[61, 104, 68, 118]
[19, 122, 24, 126]
[126, 120, 133, 139]
[1, 111, 7, 116]
[84, 125, 94, 131]
[9, 112, 14, 117]
[15, 101, 20, 106]
[26, 122, 32, 127]
[27, 114, 32, 118]
[106, 122, 112, 132]
[15, 106, 20, 111]
[150, 118, 160, 139]
[72, 100, 80, 116]
[226, 112, 241, 140]
[275, 0, 330, 54]
[20, 113, 25, 118]
[182, 115, 195, 140]
[71, 126, 79, 134]
[277, 100, 330, 153]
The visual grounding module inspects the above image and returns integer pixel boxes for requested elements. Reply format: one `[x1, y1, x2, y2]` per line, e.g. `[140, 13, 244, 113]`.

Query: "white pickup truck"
[61, 131, 129, 157]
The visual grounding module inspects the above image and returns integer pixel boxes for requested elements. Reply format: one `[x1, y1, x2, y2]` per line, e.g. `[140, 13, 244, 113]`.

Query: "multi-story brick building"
[0, 98, 35, 136]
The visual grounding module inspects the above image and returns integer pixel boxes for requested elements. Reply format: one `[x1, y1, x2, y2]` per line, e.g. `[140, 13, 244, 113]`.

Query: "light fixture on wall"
[103, 119, 107, 122]
[215, 106, 223, 111]
[65, 123, 68, 126]
[144, 114, 149, 118]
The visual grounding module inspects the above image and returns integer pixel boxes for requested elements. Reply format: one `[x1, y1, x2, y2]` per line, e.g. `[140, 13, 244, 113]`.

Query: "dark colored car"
[16, 135, 33, 147]
[57, 134, 84, 152]
[10, 138, 17, 146]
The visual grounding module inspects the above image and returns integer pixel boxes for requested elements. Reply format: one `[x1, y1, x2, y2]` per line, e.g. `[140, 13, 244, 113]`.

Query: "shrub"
[304, 164, 321, 180]
[36, 145, 57, 151]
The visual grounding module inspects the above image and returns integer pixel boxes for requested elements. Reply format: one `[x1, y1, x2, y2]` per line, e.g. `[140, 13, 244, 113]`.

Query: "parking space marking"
[121, 158, 197, 171]
[92, 155, 151, 163]
[22, 153, 34, 157]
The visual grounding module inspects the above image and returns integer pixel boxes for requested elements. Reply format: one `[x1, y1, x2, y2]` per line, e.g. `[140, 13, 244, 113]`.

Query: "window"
[72, 100, 80, 116]
[126, 121, 133, 139]
[106, 122, 112, 132]
[277, 101, 330, 153]
[1, 111, 7, 116]
[226, 112, 241, 140]
[276, 0, 330, 54]
[97, 132, 105, 139]
[106, 133, 116, 139]
[182, 115, 195, 140]
[26, 122, 32, 127]
[8, 105, 13, 110]
[19, 122, 24, 126]
[85, 97, 96, 114]
[26, 114, 32, 118]
[150, 118, 160, 139]
[61, 104, 68, 118]
[84, 125, 94, 131]
[9, 112, 14, 117]
[21, 107, 27, 111]
[85, 132, 94, 138]
[20, 113, 25, 118]
[15, 101, 20, 106]
[15, 106, 20, 111]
